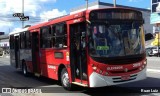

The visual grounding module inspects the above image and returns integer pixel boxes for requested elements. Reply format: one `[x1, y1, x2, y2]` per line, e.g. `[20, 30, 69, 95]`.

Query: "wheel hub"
[62, 72, 69, 87]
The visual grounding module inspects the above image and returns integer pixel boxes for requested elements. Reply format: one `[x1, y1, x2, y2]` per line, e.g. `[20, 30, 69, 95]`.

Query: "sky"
[0, 0, 151, 34]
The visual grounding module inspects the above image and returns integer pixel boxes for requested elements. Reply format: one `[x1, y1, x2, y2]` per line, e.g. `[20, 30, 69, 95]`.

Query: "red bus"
[9, 8, 147, 90]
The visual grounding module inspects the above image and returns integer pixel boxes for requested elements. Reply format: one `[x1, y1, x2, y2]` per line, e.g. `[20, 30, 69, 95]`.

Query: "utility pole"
[114, 0, 116, 7]
[9, 28, 10, 34]
[22, 0, 24, 28]
[13, 0, 29, 25]
[86, 0, 88, 10]
[158, 32, 159, 57]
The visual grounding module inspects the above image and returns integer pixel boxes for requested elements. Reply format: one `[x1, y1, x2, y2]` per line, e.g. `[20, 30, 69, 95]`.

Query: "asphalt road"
[0, 57, 160, 96]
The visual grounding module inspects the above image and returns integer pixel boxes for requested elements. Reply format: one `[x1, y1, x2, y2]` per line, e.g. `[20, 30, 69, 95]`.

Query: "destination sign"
[89, 9, 142, 21]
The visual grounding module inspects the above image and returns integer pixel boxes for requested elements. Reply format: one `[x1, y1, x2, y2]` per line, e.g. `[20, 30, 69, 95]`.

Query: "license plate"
[121, 75, 130, 80]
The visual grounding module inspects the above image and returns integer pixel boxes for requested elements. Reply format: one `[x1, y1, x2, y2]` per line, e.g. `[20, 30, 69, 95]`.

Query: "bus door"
[14, 36, 20, 68]
[31, 32, 40, 75]
[70, 22, 87, 84]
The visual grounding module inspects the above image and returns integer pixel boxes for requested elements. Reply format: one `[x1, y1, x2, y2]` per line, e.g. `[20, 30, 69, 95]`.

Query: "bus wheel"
[22, 62, 28, 76]
[61, 68, 72, 90]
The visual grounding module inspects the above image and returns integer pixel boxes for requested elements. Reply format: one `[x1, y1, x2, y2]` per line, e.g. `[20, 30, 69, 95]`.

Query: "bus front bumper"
[89, 67, 146, 87]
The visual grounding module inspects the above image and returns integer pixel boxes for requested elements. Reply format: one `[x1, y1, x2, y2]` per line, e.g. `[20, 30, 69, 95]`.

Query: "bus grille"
[110, 68, 139, 74]
[112, 74, 137, 83]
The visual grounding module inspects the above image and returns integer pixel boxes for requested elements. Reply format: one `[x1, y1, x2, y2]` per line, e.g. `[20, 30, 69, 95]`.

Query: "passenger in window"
[51, 37, 55, 48]
[93, 25, 107, 56]
[107, 26, 124, 56]
[55, 29, 63, 48]
[81, 38, 85, 49]
[53, 25, 67, 48]
[81, 37, 87, 78]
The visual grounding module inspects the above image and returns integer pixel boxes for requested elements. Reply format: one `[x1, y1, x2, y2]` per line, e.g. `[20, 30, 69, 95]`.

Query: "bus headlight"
[143, 60, 147, 65]
[139, 67, 142, 70]
[99, 70, 102, 74]
[92, 66, 97, 70]
[105, 72, 109, 75]
[142, 65, 145, 68]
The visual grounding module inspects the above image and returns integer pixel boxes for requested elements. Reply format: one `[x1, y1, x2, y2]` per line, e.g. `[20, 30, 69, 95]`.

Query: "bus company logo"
[2, 88, 11, 93]
[107, 66, 123, 70]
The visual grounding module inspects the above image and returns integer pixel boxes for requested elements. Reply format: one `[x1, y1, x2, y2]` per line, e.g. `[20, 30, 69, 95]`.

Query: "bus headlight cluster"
[92, 64, 109, 76]
[143, 60, 147, 65]
[105, 72, 109, 75]
[139, 67, 142, 70]
[139, 60, 147, 71]
[142, 65, 145, 68]
[99, 70, 102, 74]
[92, 66, 97, 70]
[139, 64, 145, 70]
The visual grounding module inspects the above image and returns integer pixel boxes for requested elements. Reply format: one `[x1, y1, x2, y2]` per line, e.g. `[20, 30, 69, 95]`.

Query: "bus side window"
[52, 26, 56, 48]
[20, 32, 26, 49]
[54, 23, 67, 48]
[40, 26, 52, 48]
[26, 31, 31, 48]
[10, 35, 15, 49]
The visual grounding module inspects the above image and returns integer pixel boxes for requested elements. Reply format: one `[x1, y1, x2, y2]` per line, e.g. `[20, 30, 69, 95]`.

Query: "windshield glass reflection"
[89, 22, 144, 57]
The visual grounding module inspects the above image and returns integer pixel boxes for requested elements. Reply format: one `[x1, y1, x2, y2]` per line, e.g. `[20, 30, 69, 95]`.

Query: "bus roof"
[28, 21, 49, 31]
[9, 27, 29, 36]
[85, 7, 141, 14]
[28, 11, 86, 31]
[28, 7, 141, 31]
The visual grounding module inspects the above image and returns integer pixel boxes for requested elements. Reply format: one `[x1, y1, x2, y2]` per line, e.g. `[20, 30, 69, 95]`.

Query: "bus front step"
[72, 82, 88, 87]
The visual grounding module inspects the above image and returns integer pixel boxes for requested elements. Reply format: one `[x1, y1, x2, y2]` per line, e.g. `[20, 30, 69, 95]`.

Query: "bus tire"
[61, 68, 72, 90]
[22, 62, 28, 76]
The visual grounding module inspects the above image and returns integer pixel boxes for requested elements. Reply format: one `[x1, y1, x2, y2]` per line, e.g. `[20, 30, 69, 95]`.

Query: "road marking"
[147, 69, 160, 73]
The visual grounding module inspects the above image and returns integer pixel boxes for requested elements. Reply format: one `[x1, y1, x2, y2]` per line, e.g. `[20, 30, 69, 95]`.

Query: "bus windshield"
[89, 21, 144, 57]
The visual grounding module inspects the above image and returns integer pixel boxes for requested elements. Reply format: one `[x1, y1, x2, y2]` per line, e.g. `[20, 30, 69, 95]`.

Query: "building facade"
[0, 35, 9, 48]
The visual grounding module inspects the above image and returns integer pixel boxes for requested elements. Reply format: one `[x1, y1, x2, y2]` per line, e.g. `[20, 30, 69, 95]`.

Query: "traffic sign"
[13, 13, 24, 17]
[19, 16, 29, 21]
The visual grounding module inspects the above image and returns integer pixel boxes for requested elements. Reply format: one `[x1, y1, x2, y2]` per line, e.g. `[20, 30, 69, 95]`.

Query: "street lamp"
[114, 0, 116, 7]
[22, 0, 24, 28]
